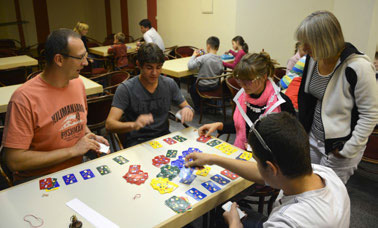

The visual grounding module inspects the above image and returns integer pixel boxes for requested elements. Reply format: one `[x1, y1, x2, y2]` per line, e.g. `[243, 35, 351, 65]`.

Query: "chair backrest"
[26, 70, 43, 81]
[103, 34, 115, 46]
[273, 67, 286, 84]
[164, 45, 178, 60]
[196, 73, 232, 99]
[90, 70, 130, 94]
[87, 94, 114, 132]
[0, 48, 17, 57]
[0, 67, 27, 86]
[225, 75, 241, 97]
[0, 39, 20, 49]
[175, 46, 197, 58]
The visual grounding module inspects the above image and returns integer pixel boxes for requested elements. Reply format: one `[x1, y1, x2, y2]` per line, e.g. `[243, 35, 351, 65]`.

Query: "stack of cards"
[63, 174, 78, 185]
[149, 141, 163, 149]
[221, 170, 239, 180]
[171, 156, 185, 168]
[165, 196, 192, 213]
[80, 169, 95, 180]
[113, 155, 129, 165]
[236, 151, 253, 161]
[195, 166, 211, 177]
[201, 180, 221, 193]
[207, 139, 222, 147]
[185, 188, 207, 201]
[163, 137, 177, 145]
[172, 135, 187, 142]
[166, 150, 178, 158]
[197, 135, 212, 143]
[215, 143, 238, 155]
[182, 147, 202, 158]
[123, 165, 148, 185]
[96, 165, 111, 175]
[152, 155, 170, 167]
[211, 174, 231, 186]
[46, 178, 60, 191]
[179, 167, 196, 184]
[150, 177, 178, 194]
[157, 165, 181, 180]
[39, 178, 53, 190]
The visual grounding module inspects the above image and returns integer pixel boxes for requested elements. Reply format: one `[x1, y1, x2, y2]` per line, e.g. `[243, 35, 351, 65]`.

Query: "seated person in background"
[2, 28, 109, 183]
[105, 43, 194, 148]
[223, 36, 248, 69]
[186, 112, 350, 228]
[108, 32, 128, 70]
[199, 52, 295, 151]
[286, 42, 306, 74]
[138, 19, 165, 51]
[188, 36, 224, 111]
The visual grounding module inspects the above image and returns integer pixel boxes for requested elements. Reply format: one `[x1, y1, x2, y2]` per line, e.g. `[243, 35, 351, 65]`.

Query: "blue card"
[185, 188, 207, 201]
[80, 169, 95, 180]
[201, 180, 221, 193]
[210, 174, 230, 186]
[63, 174, 77, 185]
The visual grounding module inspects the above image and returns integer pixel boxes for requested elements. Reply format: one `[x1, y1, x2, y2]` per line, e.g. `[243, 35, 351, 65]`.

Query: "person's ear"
[265, 161, 279, 176]
[54, 54, 64, 67]
[136, 60, 140, 68]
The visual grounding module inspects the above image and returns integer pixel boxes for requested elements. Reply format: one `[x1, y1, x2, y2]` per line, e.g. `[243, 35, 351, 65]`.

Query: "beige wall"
[0, 0, 20, 43]
[157, 0, 237, 54]
[127, 0, 147, 40]
[110, 0, 122, 35]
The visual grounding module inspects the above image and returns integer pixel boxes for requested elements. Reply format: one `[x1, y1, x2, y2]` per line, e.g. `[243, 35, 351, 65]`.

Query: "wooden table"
[0, 127, 254, 227]
[0, 76, 103, 113]
[161, 57, 196, 78]
[0, 55, 38, 70]
[89, 42, 138, 57]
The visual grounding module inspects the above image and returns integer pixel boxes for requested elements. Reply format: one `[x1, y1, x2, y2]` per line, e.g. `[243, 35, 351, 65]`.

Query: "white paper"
[66, 198, 119, 228]
[222, 201, 246, 219]
[175, 111, 182, 120]
[99, 143, 110, 154]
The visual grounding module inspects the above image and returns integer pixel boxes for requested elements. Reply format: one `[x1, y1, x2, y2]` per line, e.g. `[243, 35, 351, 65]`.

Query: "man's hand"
[134, 114, 154, 131]
[185, 152, 216, 168]
[198, 122, 223, 137]
[192, 50, 200, 57]
[71, 133, 100, 156]
[223, 202, 244, 228]
[180, 107, 194, 123]
[94, 135, 110, 154]
[332, 148, 346, 159]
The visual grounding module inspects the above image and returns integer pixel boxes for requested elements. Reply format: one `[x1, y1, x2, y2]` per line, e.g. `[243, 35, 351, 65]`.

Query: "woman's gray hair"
[296, 11, 345, 59]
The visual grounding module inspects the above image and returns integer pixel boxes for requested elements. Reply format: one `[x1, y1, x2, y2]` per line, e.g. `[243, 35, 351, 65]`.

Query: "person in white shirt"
[186, 112, 350, 228]
[139, 19, 165, 51]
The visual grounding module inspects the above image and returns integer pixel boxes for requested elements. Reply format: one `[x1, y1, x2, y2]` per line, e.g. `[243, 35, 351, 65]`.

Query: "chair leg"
[222, 99, 227, 122]
[258, 196, 265, 214]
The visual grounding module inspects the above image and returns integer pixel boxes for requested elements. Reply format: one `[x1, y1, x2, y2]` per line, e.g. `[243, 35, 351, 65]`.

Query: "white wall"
[127, 0, 147, 40]
[157, 0, 237, 54]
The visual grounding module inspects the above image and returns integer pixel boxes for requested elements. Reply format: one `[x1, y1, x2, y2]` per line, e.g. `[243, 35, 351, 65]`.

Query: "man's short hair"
[139, 19, 152, 29]
[137, 43, 165, 67]
[45, 28, 81, 66]
[248, 112, 313, 178]
[114, 32, 126, 43]
[207, 36, 220, 50]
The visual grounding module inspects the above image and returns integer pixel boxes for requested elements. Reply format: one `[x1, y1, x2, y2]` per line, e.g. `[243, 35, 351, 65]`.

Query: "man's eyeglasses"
[61, 52, 88, 61]
[249, 118, 275, 161]
[235, 77, 261, 87]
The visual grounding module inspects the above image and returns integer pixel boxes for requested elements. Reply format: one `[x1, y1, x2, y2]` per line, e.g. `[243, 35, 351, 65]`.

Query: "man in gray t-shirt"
[106, 43, 194, 147]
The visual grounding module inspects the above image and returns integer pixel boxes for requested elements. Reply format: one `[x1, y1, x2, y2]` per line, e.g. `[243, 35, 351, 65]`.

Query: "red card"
[128, 165, 141, 174]
[221, 170, 239, 180]
[163, 138, 177, 145]
[152, 155, 170, 167]
[39, 178, 53, 190]
[197, 135, 211, 143]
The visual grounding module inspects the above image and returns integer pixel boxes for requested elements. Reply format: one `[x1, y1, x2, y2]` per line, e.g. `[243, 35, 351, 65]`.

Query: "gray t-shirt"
[264, 164, 350, 228]
[187, 53, 224, 88]
[112, 76, 185, 144]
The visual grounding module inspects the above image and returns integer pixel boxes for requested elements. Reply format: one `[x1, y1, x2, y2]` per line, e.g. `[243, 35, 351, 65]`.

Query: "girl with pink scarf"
[198, 52, 295, 150]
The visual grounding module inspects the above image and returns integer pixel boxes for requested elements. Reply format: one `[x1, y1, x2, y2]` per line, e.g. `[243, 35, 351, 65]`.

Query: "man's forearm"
[105, 119, 137, 134]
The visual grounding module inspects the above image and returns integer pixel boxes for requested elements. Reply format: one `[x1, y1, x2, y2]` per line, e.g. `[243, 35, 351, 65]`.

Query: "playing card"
[236, 151, 253, 161]
[207, 139, 222, 147]
[185, 188, 207, 201]
[179, 167, 196, 184]
[128, 165, 141, 174]
[80, 169, 95, 180]
[163, 138, 177, 145]
[165, 196, 192, 213]
[99, 142, 110, 154]
[157, 165, 180, 180]
[63, 174, 78, 185]
[171, 156, 185, 168]
[96, 165, 111, 175]
[149, 141, 162, 148]
[197, 135, 212, 143]
[222, 201, 247, 219]
[39, 178, 53, 190]
[150, 177, 178, 194]
[166, 149, 178, 158]
[211, 174, 230, 185]
[195, 166, 211, 177]
[113, 155, 129, 165]
[152, 155, 170, 167]
[172, 135, 187, 142]
[201, 180, 221, 193]
[46, 178, 60, 191]
[221, 170, 239, 180]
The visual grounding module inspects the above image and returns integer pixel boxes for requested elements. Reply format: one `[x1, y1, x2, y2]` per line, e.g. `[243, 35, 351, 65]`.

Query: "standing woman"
[296, 11, 378, 184]
[223, 36, 248, 69]
[73, 22, 90, 51]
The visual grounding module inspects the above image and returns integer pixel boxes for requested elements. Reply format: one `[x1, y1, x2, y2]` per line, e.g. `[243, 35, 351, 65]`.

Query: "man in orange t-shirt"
[2, 29, 109, 183]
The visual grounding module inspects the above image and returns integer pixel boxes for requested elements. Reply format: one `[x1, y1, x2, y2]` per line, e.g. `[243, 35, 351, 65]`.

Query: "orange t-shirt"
[2, 75, 88, 181]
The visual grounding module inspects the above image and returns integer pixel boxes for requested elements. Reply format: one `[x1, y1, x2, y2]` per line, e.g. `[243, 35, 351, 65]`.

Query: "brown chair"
[273, 67, 286, 84]
[0, 67, 27, 86]
[164, 45, 178, 60]
[196, 73, 233, 124]
[103, 34, 115, 46]
[225, 75, 241, 111]
[0, 39, 21, 49]
[238, 186, 280, 215]
[89, 70, 130, 94]
[358, 126, 378, 174]
[80, 60, 108, 78]
[0, 48, 18, 58]
[175, 46, 197, 58]
[26, 70, 43, 81]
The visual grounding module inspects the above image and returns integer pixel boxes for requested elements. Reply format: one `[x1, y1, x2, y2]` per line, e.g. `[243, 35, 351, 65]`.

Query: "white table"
[0, 127, 254, 227]
[89, 42, 138, 57]
[0, 55, 38, 70]
[0, 76, 103, 113]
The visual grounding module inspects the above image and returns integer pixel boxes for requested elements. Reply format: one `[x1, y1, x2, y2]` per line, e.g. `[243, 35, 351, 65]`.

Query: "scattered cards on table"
[179, 167, 196, 185]
[152, 155, 170, 167]
[165, 196, 192, 213]
[185, 188, 207, 201]
[201, 180, 221, 193]
[166, 150, 178, 158]
[172, 135, 187, 142]
[39, 177, 53, 190]
[171, 156, 185, 168]
[163, 137, 177, 145]
[46, 178, 60, 191]
[221, 170, 239, 180]
[195, 166, 211, 177]
[149, 140, 163, 149]
[215, 143, 238, 155]
[207, 139, 222, 147]
[211, 174, 230, 186]
[96, 165, 111, 175]
[157, 165, 181, 181]
[197, 135, 212, 143]
[63, 174, 78, 185]
[80, 169, 95, 180]
[113, 155, 129, 165]
[236, 151, 253, 161]
[123, 165, 148, 185]
[150, 177, 178, 194]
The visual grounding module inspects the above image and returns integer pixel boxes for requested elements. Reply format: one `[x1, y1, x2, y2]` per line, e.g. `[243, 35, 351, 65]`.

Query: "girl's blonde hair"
[296, 11, 345, 60]
[73, 22, 89, 34]
[233, 52, 278, 81]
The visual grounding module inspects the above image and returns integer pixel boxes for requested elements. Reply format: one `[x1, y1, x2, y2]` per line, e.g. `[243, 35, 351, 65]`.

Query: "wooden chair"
[26, 70, 42, 81]
[89, 70, 130, 94]
[225, 75, 241, 112]
[174, 46, 197, 58]
[103, 34, 115, 46]
[164, 45, 178, 60]
[80, 60, 108, 78]
[0, 39, 21, 49]
[273, 67, 286, 84]
[0, 67, 27, 86]
[196, 73, 233, 124]
[238, 186, 280, 215]
[358, 126, 378, 174]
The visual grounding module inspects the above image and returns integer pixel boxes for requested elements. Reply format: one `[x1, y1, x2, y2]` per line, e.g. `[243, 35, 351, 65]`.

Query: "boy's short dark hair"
[248, 112, 313, 178]
[137, 43, 165, 67]
[206, 36, 220, 50]
[45, 28, 81, 66]
[139, 19, 152, 28]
